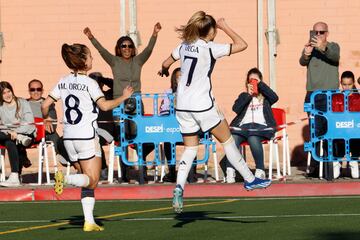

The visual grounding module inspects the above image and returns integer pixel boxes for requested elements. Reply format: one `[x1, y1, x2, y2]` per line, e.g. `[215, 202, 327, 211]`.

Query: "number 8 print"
[64, 94, 83, 124]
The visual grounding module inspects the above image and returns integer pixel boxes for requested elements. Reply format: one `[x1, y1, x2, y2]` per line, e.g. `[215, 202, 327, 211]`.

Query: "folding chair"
[32, 117, 58, 185]
[268, 108, 291, 179]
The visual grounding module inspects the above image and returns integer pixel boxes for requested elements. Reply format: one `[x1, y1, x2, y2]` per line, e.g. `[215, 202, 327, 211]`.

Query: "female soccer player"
[42, 43, 133, 231]
[158, 11, 271, 213]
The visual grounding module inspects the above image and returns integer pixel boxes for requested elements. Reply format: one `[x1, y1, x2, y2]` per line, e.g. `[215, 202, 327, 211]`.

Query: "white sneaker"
[333, 162, 341, 179]
[16, 134, 32, 147]
[349, 161, 359, 179]
[226, 167, 236, 183]
[255, 169, 266, 179]
[0, 172, 21, 187]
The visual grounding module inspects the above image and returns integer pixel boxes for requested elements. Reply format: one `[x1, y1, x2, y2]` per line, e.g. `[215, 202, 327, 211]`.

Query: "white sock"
[65, 174, 90, 187]
[222, 136, 255, 183]
[176, 146, 198, 190]
[81, 197, 95, 224]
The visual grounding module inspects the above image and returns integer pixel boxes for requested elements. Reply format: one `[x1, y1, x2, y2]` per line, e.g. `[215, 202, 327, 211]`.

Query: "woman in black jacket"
[221, 68, 279, 182]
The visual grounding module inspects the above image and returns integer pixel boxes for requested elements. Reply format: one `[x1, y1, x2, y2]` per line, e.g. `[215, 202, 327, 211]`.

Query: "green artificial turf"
[1, 196, 360, 240]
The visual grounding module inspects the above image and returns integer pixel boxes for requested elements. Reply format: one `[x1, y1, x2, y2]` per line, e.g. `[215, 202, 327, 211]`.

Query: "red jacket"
[332, 93, 360, 112]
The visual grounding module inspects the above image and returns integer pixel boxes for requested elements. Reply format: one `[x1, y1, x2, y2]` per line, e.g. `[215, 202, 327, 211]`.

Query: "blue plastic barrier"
[304, 89, 360, 162]
[112, 93, 216, 166]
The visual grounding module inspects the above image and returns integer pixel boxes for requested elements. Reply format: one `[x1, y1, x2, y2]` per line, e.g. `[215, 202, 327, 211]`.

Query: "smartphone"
[249, 79, 258, 96]
[309, 30, 316, 44]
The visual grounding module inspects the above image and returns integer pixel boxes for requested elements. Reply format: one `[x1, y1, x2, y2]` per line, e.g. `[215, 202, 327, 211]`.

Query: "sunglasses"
[314, 30, 327, 35]
[29, 87, 43, 92]
[120, 44, 134, 49]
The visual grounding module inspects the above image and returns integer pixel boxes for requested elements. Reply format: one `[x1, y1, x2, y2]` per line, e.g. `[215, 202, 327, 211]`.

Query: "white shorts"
[176, 103, 224, 135]
[64, 136, 101, 162]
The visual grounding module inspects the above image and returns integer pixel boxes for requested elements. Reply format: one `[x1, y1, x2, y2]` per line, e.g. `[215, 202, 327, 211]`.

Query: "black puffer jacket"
[230, 81, 279, 128]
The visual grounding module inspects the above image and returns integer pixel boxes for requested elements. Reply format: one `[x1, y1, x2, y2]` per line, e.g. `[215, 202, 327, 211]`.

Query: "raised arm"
[83, 27, 116, 66]
[216, 18, 247, 54]
[96, 86, 133, 111]
[137, 22, 162, 65]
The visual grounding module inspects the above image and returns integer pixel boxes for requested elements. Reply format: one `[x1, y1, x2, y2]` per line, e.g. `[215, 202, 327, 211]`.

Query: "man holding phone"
[299, 21, 340, 180]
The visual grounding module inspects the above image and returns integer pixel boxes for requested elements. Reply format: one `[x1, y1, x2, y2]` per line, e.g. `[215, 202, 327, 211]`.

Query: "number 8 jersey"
[49, 73, 105, 140]
[171, 39, 231, 112]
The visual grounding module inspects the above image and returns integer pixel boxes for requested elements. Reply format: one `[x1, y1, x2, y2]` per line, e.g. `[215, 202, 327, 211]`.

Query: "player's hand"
[216, 18, 227, 31]
[44, 118, 54, 133]
[158, 66, 169, 77]
[83, 27, 94, 40]
[122, 86, 134, 99]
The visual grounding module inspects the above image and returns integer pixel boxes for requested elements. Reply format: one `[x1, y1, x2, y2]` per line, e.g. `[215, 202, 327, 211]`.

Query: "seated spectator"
[159, 68, 197, 183]
[0, 81, 35, 187]
[220, 68, 279, 183]
[331, 71, 360, 178]
[27, 79, 71, 167]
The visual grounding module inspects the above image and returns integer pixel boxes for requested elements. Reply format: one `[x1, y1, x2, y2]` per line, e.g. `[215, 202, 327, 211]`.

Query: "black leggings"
[0, 132, 21, 173]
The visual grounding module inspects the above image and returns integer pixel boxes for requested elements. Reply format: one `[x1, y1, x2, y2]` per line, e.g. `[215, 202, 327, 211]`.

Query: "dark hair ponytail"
[61, 43, 90, 72]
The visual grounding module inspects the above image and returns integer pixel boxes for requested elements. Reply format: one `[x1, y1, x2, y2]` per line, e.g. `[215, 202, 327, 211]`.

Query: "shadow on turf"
[52, 215, 104, 230]
[168, 211, 267, 228]
[315, 231, 360, 240]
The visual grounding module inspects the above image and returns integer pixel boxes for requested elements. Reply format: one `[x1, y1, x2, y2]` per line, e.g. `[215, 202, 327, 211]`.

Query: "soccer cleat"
[172, 185, 183, 214]
[244, 177, 271, 191]
[83, 221, 104, 232]
[54, 171, 64, 195]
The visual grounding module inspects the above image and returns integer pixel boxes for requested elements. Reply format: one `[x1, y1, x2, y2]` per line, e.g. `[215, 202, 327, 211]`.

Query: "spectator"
[84, 23, 162, 183]
[299, 21, 340, 180]
[88, 72, 117, 181]
[159, 68, 197, 183]
[0, 81, 35, 187]
[331, 71, 360, 178]
[27, 79, 71, 167]
[220, 68, 278, 182]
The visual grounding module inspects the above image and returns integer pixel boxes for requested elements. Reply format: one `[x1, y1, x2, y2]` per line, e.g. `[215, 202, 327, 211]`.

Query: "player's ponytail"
[176, 11, 216, 43]
[61, 43, 89, 72]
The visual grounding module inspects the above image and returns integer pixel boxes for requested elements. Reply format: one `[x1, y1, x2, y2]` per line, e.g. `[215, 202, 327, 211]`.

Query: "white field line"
[2, 213, 360, 224]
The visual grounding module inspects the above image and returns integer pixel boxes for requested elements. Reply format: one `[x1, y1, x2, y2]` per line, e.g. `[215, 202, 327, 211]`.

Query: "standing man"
[299, 21, 340, 180]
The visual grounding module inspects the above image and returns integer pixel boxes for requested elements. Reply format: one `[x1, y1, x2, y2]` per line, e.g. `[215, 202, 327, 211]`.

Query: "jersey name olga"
[58, 82, 89, 91]
[184, 45, 199, 53]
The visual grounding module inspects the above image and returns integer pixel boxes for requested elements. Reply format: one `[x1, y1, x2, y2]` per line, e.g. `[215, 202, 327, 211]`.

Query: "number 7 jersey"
[171, 39, 231, 112]
[49, 73, 105, 140]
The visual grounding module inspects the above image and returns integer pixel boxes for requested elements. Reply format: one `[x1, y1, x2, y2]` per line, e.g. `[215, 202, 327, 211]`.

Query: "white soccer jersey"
[172, 39, 231, 112]
[49, 73, 104, 140]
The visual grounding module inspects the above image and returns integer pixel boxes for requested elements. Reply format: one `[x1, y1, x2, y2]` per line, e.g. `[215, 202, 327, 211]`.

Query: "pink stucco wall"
[0, 0, 359, 163]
